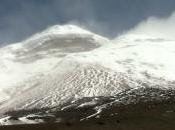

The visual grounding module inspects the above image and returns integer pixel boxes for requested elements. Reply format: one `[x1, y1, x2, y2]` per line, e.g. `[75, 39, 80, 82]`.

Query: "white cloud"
[125, 11, 175, 40]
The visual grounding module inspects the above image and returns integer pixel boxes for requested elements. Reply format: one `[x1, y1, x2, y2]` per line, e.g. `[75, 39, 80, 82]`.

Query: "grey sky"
[0, 0, 175, 43]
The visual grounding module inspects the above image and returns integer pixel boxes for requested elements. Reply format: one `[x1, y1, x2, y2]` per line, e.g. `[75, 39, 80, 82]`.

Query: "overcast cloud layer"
[0, 0, 175, 44]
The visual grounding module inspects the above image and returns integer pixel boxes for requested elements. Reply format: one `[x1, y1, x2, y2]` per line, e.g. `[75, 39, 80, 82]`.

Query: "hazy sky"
[0, 0, 175, 43]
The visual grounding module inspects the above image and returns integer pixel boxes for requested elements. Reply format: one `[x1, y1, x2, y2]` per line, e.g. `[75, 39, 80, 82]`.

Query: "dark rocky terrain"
[1, 87, 175, 130]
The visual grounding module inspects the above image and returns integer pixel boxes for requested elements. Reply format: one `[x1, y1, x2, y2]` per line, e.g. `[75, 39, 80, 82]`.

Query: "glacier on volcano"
[0, 20, 175, 125]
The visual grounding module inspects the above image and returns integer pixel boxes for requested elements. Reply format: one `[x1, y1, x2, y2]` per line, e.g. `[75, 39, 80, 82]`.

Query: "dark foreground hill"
[1, 87, 175, 130]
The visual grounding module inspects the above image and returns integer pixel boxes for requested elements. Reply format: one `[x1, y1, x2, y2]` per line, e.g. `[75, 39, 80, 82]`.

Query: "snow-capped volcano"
[0, 24, 175, 125]
[0, 24, 108, 89]
[0, 24, 108, 105]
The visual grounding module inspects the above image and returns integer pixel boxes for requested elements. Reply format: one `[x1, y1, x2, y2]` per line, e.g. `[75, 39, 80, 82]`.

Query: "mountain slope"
[0, 24, 175, 125]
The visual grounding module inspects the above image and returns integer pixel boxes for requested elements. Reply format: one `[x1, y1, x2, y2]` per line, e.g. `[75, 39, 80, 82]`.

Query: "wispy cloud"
[123, 11, 175, 40]
[0, 0, 175, 44]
